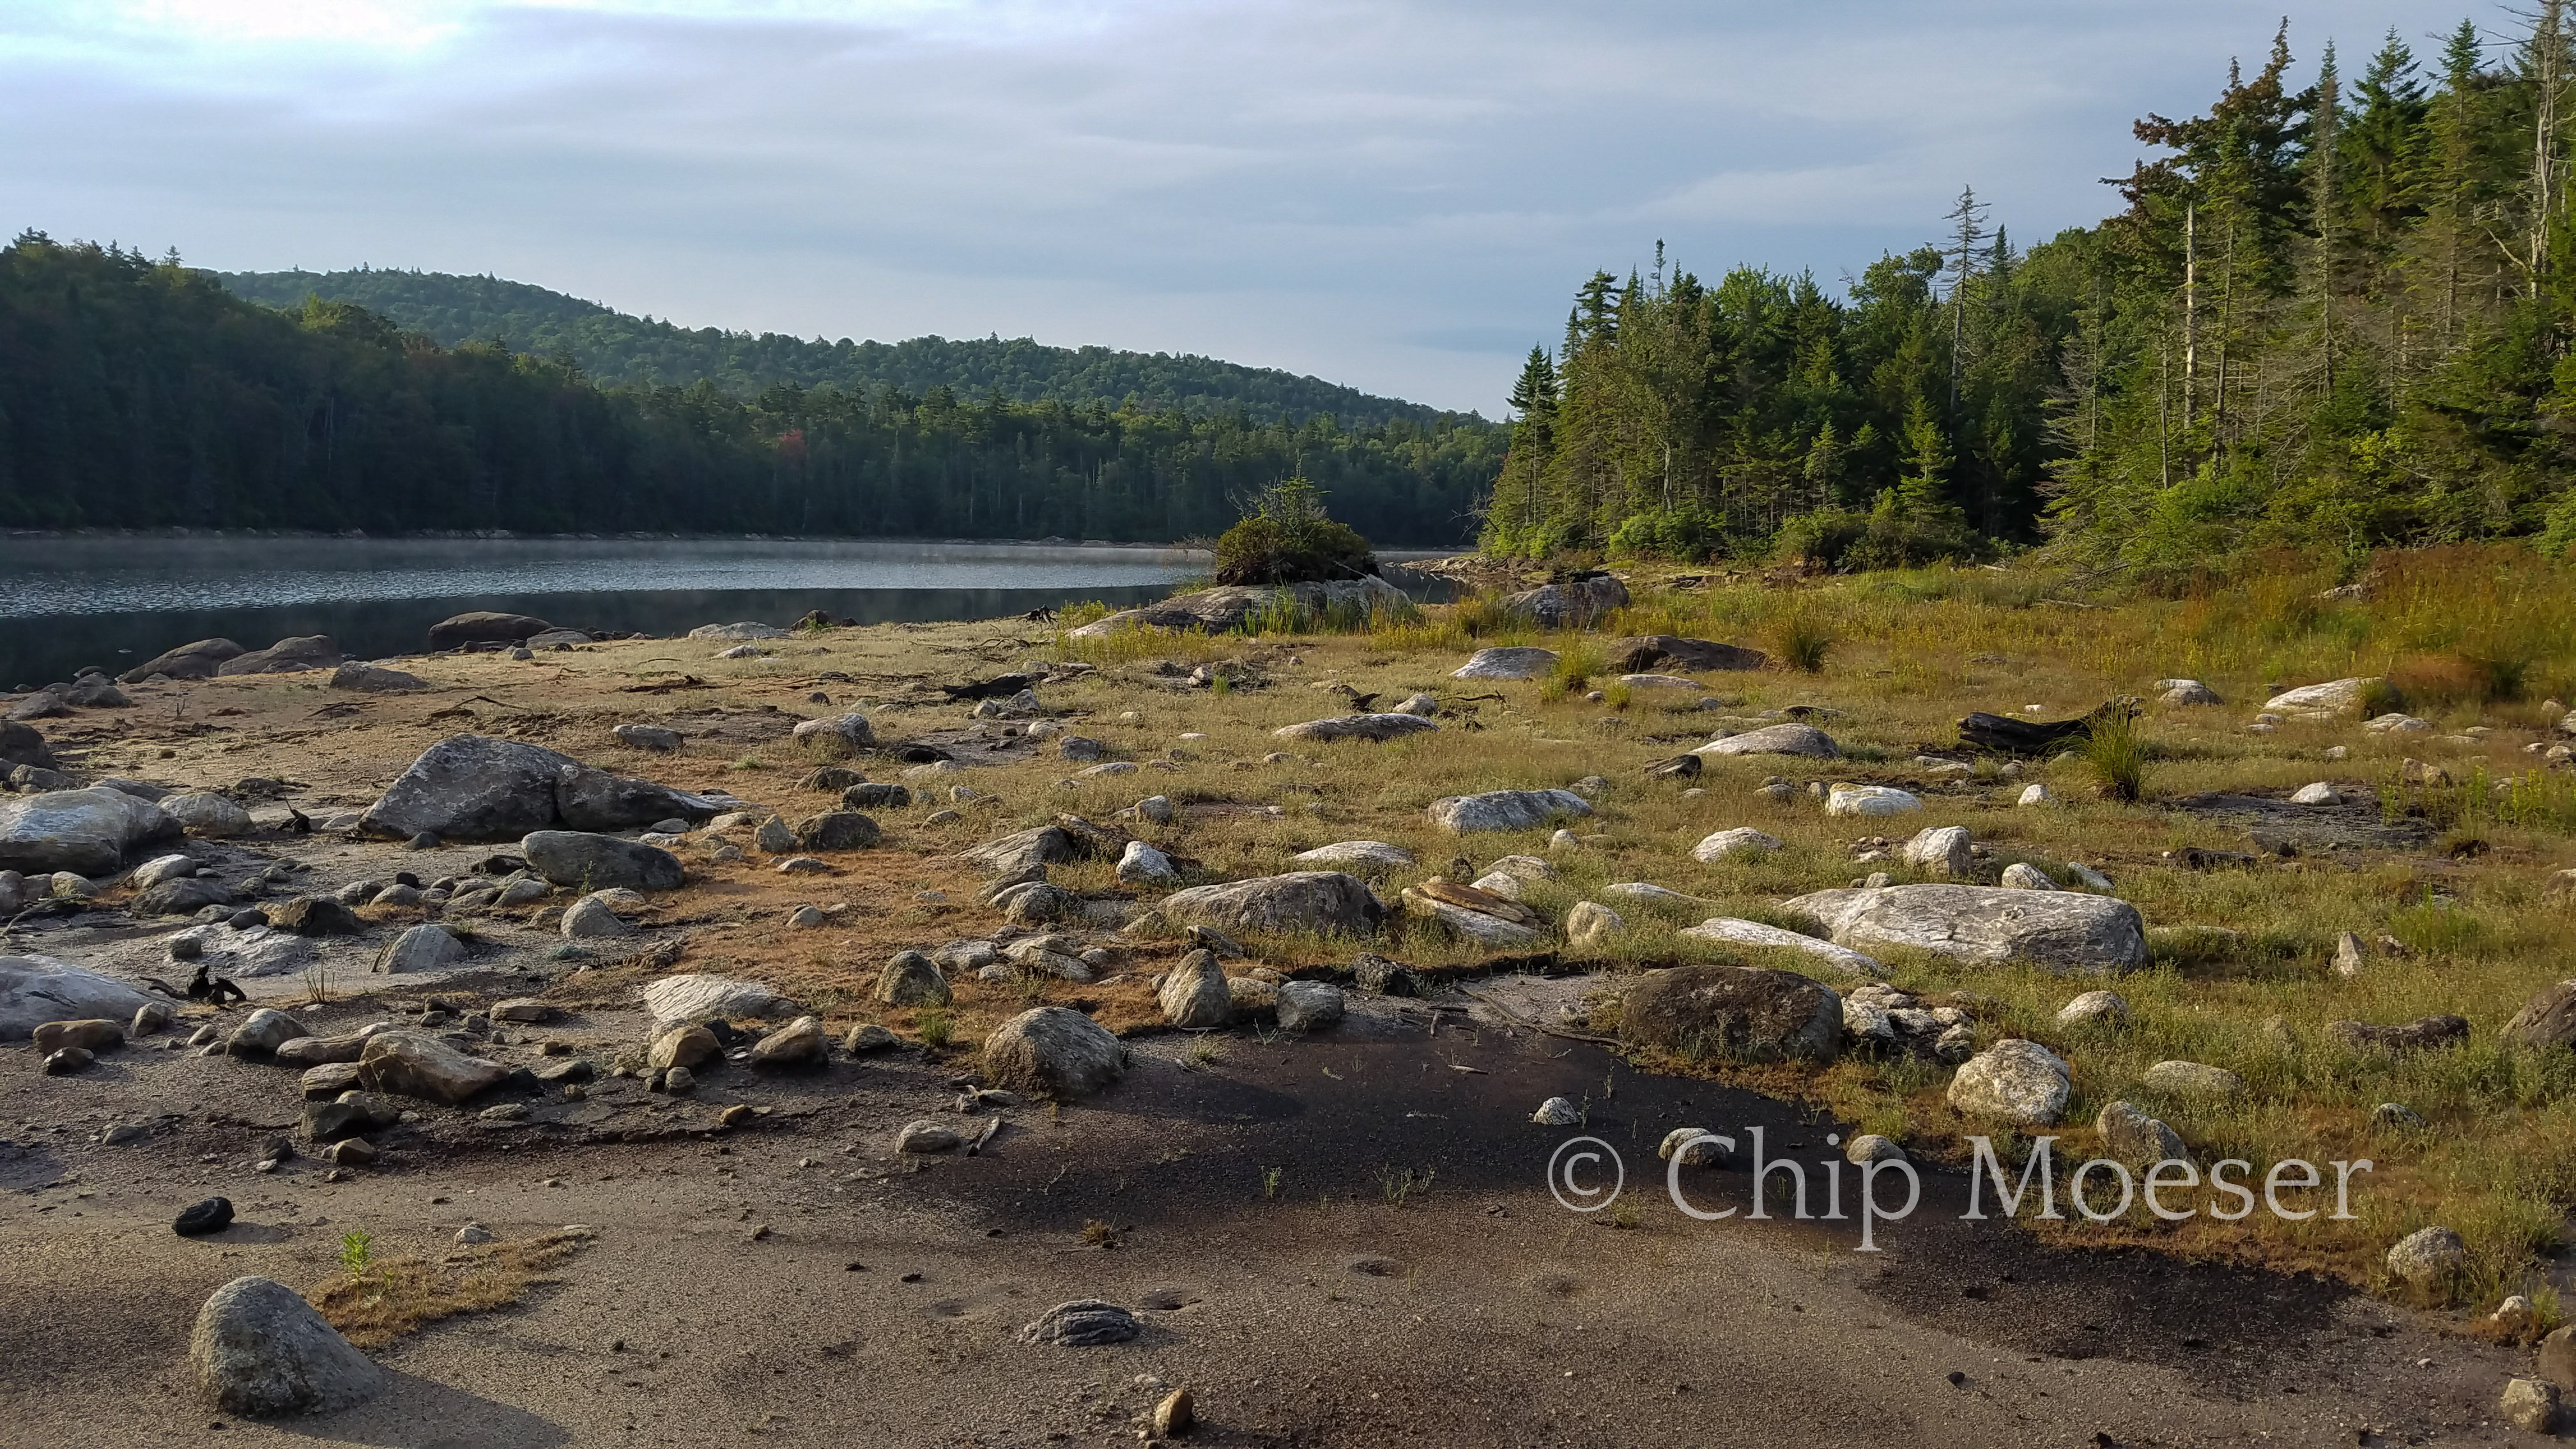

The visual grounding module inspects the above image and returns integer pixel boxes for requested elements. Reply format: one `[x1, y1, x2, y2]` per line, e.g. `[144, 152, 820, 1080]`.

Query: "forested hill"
[0, 236, 1499, 542]
[216, 267, 1470, 430]
[1488, 4, 2576, 580]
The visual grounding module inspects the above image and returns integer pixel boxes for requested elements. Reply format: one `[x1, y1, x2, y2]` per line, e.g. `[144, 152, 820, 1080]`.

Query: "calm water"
[3, 537, 1210, 684]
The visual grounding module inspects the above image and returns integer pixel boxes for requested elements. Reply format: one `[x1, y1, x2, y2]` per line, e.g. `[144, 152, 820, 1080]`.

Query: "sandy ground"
[0, 623, 2554, 1446]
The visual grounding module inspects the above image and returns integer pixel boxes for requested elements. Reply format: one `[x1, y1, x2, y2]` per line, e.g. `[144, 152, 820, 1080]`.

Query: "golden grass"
[312, 1227, 595, 1350]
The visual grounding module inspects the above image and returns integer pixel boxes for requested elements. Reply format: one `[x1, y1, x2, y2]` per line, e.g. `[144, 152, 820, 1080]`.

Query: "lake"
[2, 536, 1235, 685]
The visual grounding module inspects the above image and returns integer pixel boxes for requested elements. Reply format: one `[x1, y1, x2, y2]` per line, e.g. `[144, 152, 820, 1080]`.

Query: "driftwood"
[1643, 753, 1703, 781]
[941, 672, 1042, 702]
[1957, 697, 2139, 755]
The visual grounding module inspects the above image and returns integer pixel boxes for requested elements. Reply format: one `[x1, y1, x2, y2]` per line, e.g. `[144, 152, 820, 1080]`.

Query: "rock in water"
[1945, 1039, 2071, 1126]
[190, 1275, 385, 1416]
[1159, 871, 1386, 937]
[174, 1197, 235, 1236]
[0, 786, 180, 875]
[1158, 949, 1234, 1028]
[1618, 965, 1843, 1062]
[521, 831, 686, 891]
[217, 635, 343, 675]
[1020, 1300, 1142, 1347]
[1779, 884, 2147, 972]
[0, 955, 159, 1038]
[983, 1006, 1126, 1099]
[356, 1031, 509, 1103]
[118, 638, 243, 683]
[1694, 723, 1841, 759]
[426, 611, 555, 650]
[1425, 789, 1594, 833]
[362, 734, 579, 842]
[876, 951, 952, 1008]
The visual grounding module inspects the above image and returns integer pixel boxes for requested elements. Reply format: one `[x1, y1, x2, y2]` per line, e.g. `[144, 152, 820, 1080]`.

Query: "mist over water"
[1, 536, 1208, 684]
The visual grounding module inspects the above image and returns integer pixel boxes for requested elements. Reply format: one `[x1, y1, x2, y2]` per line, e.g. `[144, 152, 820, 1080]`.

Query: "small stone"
[1564, 900, 1623, 948]
[2501, 1377, 2560, 1434]
[1843, 1133, 1905, 1165]
[1658, 1128, 1727, 1167]
[2055, 990, 2128, 1027]
[174, 1197, 235, 1236]
[1019, 1300, 1140, 1346]
[456, 1223, 495, 1245]
[662, 1065, 696, 1095]
[2384, 1225, 2467, 1285]
[844, 1022, 898, 1053]
[1530, 1096, 1580, 1126]
[1997, 862, 2056, 890]
[898, 1120, 963, 1153]
[1154, 1388, 1195, 1436]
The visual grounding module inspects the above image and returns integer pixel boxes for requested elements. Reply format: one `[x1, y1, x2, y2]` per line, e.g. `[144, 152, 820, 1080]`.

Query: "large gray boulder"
[1618, 964, 1842, 1062]
[1158, 871, 1386, 937]
[1273, 714, 1438, 742]
[1158, 949, 1234, 1028]
[553, 765, 725, 832]
[361, 735, 578, 841]
[119, 638, 243, 683]
[1289, 840, 1415, 873]
[1501, 574, 1627, 627]
[2096, 1100, 2189, 1168]
[1451, 647, 1558, 681]
[521, 831, 685, 892]
[0, 721, 53, 770]
[190, 1276, 383, 1416]
[1694, 723, 1841, 758]
[959, 826, 1078, 875]
[642, 973, 793, 1027]
[983, 1006, 1128, 1099]
[1426, 789, 1593, 834]
[1780, 884, 2147, 972]
[2503, 979, 2576, 1051]
[1611, 636, 1767, 673]
[1065, 578, 1406, 639]
[0, 786, 179, 875]
[2262, 677, 2390, 714]
[355, 1031, 509, 1103]
[164, 791, 254, 839]
[0, 956, 158, 1040]
[134, 875, 240, 917]
[427, 611, 555, 649]
[1946, 1039, 2072, 1126]
[217, 635, 342, 675]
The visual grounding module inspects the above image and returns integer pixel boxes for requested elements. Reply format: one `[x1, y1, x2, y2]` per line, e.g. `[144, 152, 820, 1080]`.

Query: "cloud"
[0, 0, 2462, 411]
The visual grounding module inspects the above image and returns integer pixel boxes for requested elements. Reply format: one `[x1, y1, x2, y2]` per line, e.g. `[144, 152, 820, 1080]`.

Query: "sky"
[0, 0, 2486, 413]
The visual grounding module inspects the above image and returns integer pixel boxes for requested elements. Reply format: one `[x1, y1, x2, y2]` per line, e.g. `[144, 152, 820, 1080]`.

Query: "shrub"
[1770, 615, 1832, 673]
[2080, 709, 2149, 802]
[1213, 477, 1378, 585]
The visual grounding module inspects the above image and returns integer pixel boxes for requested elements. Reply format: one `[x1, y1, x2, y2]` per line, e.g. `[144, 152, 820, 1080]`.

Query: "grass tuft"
[312, 1228, 594, 1351]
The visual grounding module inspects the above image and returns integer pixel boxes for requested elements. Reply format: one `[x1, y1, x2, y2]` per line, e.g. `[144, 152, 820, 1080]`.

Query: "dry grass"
[311, 1227, 595, 1349]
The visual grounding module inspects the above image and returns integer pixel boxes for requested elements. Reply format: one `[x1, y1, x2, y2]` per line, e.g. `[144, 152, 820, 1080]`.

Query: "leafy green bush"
[1213, 477, 1379, 585]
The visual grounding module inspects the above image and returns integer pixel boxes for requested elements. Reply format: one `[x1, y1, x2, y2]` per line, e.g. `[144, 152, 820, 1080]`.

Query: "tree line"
[0, 237, 1499, 543]
[1485, 4, 2576, 581]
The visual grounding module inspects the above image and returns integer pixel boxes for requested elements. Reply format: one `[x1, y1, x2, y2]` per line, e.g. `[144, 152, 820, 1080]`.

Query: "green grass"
[2078, 709, 2150, 802]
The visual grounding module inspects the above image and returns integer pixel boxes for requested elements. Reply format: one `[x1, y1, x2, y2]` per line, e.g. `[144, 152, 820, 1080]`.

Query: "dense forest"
[0, 240, 1499, 542]
[217, 268, 1464, 431]
[1486, 3, 2576, 581]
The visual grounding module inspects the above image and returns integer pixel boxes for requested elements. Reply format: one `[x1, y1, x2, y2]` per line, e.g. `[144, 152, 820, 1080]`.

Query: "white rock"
[1946, 1039, 2071, 1126]
[2263, 677, 2384, 713]
[163, 792, 254, 839]
[1618, 673, 1700, 689]
[2384, 1225, 2466, 1285]
[1659, 1128, 1727, 1166]
[1998, 862, 2057, 890]
[131, 854, 199, 889]
[190, 1275, 385, 1416]
[1452, 647, 1558, 680]
[1564, 900, 1623, 948]
[1289, 840, 1416, 872]
[1781, 884, 2147, 972]
[1691, 827, 1782, 863]
[1530, 1096, 1581, 1126]
[1426, 789, 1593, 834]
[2065, 862, 2115, 891]
[1409, 894, 1542, 946]
[641, 974, 792, 1027]
[377, 923, 464, 974]
[1825, 784, 1922, 818]
[1693, 723, 1840, 758]
[1678, 917, 1883, 978]
[2055, 990, 2128, 1027]
[1901, 825, 1972, 877]
[1601, 881, 1697, 905]
[1391, 692, 1439, 716]
[2016, 783, 2053, 807]
[1116, 839, 1181, 885]
[2289, 781, 2341, 804]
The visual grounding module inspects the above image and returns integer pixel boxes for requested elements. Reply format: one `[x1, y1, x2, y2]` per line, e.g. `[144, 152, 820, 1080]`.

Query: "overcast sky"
[0, 0, 2484, 413]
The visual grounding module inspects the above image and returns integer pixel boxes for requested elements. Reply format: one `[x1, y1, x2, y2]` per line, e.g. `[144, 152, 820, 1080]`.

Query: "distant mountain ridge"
[215, 267, 1476, 428]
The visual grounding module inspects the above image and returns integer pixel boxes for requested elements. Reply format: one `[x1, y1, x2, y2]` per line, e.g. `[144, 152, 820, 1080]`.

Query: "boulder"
[1998, 862, 2057, 890]
[1618, 964, 1843, 1062]
[164, 792, 254, 839]
[360, 735, 579, 842]
[1501, 574, 1627, 627]
[1901, 825, 1972, 877]
[1779, 884, 2148, 972]
[0, 721, 54, 769]
[134, 875, 239, 917]
[1691, 827, 1781, 862]
[614, 724, 681, 752]
[1159, 949, 1234, 1028]
[0, 786, 178, 875]
[1273, 713, 1439, 742]
[2261, 677, 2390, 713]
[1020, 1299, 1142, 1347]
[217, 635, 342, 675]
[2384, 1225, 2466, 1285]
[650, 1025, 719, 1070]
[328, 663, 427, 693]
[793, 811, 881, 851]
[1116, 839, 1181, 884]
[958, 826, 1078, 875]
[268, 895, 363, 936]
[1946, 1039, 2072, 1126]
[1276, 980, 1346, 1032]
[1402, 891, 1542, 946]
[1426, 789, 1593, 834]
[376, 923, 464, 974]
[118, 638, 243, 683]
[2141, 1059, 2246, 1098]
[2055, 990, 2129, 1027]
[2501, 980, 2576, 1051]
[749, 1015, 828, 1069]
[31, 1018, 122, 1053]
[276, 1025, 392, 1066]
[790, 713, 876, 755]
[130, 853, 199, 889]
[355, 1031, 509, 1103]
[1160, 871, 1386, 937]
[560, 895, 632, 939]
[898, 1121, 963, 1153]
[1677, 917, 1884, 978]
[225, 1008, 309, 1057]
[2501, 1378, 2561, 1435]
[1564, 900, 1623, 948]
[1825, 784, 1922, 817]
[1452, 647, 1558, 681]
[1289, 840, 1415, 873]
[521, 831, 685, 892]
[1694, 723, 1840, 759]
[1066, 578, 1406, 639]
[1611, 636, 1767, 674]
[553, 765, 725, 833]
[842, 783, 912, 809]
[2096, 1100, 2188, 1168]
[165, 923, 314, 977]
[642, 973, 792, 1027]
[876, 951, 952, 1008]
[983, 1006, 1128, 1099]
[427, 612, 555, 649]
[190, 1276, 384, 1416]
